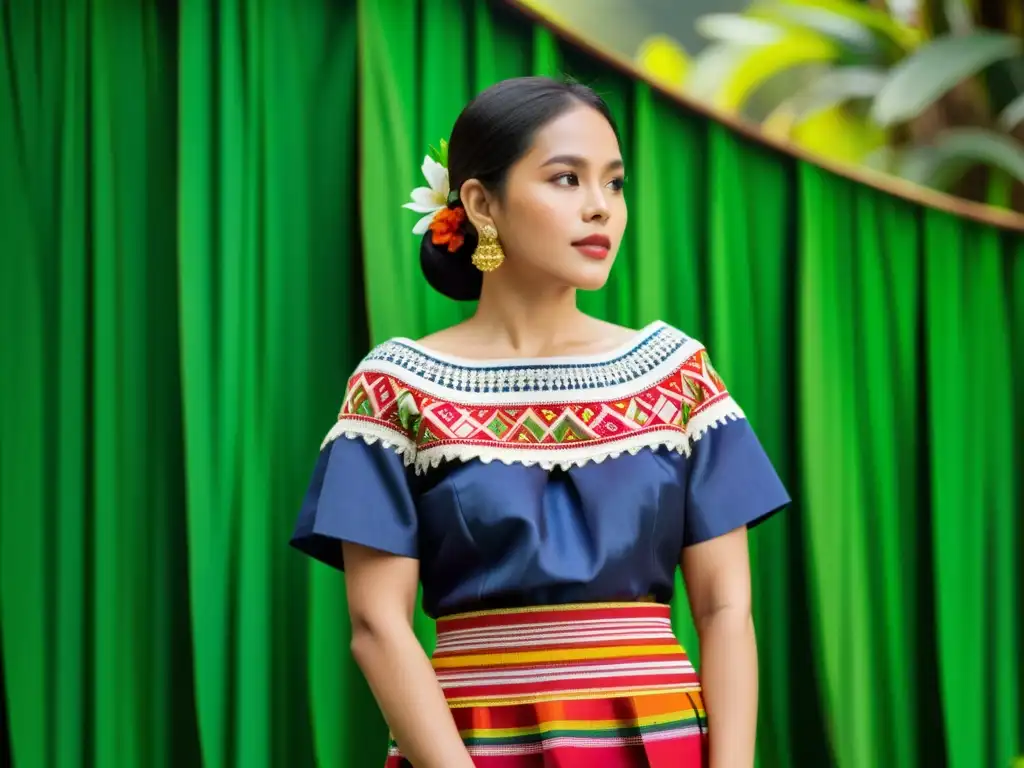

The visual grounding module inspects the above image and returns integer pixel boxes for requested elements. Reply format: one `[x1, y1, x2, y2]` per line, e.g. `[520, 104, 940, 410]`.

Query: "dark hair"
[420, 76, 619, 301]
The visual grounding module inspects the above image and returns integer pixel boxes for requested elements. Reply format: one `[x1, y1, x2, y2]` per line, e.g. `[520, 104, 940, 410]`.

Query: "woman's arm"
[343, 542, 475, 768]
[681, 525, 757, 768]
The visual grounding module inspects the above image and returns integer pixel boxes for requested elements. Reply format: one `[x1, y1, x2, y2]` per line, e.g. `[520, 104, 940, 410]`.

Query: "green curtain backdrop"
[1, 1, 1020, 767]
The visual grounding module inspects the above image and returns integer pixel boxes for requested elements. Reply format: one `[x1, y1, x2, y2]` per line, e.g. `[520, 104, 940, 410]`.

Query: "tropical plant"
[686, 0, 1024, 211]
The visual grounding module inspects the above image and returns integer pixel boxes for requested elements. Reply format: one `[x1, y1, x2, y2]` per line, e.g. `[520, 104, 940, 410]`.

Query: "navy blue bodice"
[295, 418, 785, 618]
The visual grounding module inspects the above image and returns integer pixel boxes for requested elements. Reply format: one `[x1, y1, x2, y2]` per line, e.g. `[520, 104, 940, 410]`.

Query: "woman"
[292, 76, 789, 767]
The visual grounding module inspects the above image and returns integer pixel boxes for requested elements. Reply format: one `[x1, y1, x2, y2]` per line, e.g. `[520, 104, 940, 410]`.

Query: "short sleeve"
[289, 368, 421, 569]
[679, 350, 790, 547]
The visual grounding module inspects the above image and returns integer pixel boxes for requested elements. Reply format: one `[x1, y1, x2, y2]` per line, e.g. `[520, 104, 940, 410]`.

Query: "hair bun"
[419, 225, 482, 301]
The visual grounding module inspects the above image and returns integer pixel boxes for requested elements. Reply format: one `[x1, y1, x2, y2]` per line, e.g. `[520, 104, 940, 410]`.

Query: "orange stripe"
[446, 685, 702, 708]
[431, 643, 685, 669]
[446, 689, 704, 725]
[432, 639, 679, 660]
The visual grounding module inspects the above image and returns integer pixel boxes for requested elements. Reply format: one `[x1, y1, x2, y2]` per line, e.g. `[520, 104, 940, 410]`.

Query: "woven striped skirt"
[386, 602, 707, 767]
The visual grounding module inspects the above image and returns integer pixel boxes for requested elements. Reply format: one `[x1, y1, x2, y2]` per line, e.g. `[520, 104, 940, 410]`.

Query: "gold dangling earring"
[471, 224, 505, 272]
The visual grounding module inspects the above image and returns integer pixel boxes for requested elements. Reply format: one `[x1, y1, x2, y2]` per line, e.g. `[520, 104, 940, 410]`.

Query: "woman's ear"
[459, 179, 497, 232]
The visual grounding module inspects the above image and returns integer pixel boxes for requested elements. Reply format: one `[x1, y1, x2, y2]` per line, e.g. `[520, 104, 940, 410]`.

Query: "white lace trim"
[321, 397, 745, 475]
[320, 417, 416, 457]
[359, 325, 700, 404]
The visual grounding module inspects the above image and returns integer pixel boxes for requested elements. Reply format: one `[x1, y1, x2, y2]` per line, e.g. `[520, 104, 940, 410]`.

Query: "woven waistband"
[431, 602, 700, 708]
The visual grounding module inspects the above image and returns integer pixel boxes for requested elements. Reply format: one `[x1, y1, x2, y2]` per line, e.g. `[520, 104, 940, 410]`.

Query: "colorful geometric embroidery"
[321, 325, 745, 473]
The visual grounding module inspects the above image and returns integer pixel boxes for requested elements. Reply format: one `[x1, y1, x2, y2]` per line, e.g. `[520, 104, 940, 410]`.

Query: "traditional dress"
[291, 320, 790, 767]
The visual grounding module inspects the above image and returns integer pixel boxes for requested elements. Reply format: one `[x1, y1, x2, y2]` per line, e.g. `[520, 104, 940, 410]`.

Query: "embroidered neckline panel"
[322, 323, 747, 474]
[363, 321, 686, 396]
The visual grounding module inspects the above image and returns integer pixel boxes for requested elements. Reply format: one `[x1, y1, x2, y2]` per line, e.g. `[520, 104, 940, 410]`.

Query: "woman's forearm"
[351, 619, 474, 768]
[697, 606, 758, 768]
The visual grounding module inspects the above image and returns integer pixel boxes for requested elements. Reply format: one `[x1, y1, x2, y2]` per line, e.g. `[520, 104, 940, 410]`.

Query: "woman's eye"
[554, 172, 579, 186]
[607, 176, 626, 192]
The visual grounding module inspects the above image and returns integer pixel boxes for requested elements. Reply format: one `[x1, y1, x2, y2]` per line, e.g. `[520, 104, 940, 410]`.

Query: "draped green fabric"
[1, 1, 1021, 767]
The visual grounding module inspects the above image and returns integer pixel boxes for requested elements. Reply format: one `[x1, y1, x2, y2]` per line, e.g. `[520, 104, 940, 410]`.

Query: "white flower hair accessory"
[403, 139, 458, 235]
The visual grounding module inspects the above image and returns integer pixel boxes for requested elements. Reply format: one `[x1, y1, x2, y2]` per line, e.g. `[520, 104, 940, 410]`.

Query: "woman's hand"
[344, 542, 476, 768]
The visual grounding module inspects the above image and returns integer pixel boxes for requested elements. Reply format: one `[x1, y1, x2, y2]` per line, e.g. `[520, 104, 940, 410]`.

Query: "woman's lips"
[572, 235, 611, 260]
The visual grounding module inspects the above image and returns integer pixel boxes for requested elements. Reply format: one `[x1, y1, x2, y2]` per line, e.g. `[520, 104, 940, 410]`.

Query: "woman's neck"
[471, 274, 585, 357]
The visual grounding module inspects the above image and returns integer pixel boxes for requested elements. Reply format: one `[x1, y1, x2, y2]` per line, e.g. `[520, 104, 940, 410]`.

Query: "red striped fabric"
[385, 603, 707, 767]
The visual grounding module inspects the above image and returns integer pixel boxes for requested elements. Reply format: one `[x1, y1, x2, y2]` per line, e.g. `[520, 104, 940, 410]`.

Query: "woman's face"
[488, 105, 627, 292]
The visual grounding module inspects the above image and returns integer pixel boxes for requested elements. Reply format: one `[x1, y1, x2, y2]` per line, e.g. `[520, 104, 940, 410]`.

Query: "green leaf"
[997, 91, 1024, 130]
[894, 128, 1024, 190]
[708, 36, 840, 111]
[862, 145, 897, 172]
[755, 0, 916, 60]
[428, 138, 449, 168]
[743, 62, 830, 122]
[761, 3, 885, 56]
[790, 65, 889, 122]
[942, 0, 974, 35]
[684, 43, 754, 101]
[694, 13, 786, 46]
[871, 31, 1023, 126]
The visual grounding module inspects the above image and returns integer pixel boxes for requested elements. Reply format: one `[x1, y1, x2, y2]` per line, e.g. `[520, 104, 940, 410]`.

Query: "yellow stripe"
[447, 685, 703, 708]
[436, 600, 662, 623]
[432, 644, 683, 668]
[459, 708, 703, 739]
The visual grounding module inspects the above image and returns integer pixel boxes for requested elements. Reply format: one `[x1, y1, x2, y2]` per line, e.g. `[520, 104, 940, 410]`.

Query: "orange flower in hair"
[429, 206, 467, 253]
